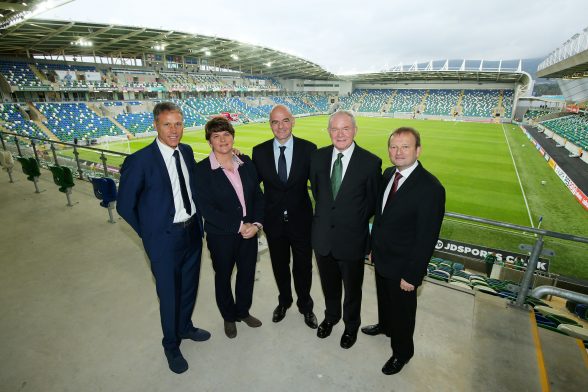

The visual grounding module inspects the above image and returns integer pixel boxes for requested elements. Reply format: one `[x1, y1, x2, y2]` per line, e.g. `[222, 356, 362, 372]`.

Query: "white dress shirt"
[156, 138, 196, 223]
[330, 142, 356, 180]
[381, 160, 419, 213]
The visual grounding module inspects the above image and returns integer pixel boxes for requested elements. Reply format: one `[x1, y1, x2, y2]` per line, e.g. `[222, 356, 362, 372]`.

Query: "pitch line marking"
[502, 124, 534, 227]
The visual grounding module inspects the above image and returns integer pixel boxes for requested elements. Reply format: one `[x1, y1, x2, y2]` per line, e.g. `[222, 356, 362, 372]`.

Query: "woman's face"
[209, 130, 234, 155]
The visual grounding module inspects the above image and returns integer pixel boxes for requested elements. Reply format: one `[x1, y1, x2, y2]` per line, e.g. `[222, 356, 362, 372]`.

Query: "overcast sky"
[39, 0, 586, 74]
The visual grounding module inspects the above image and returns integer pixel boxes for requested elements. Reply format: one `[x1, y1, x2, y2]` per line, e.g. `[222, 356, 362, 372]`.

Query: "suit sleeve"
[363, 156, 382, 255]
[251, 145, 262, 184]
[403, 182, 446, 286]
[245, 157, 264, 225]
[116, 154, 144, 236]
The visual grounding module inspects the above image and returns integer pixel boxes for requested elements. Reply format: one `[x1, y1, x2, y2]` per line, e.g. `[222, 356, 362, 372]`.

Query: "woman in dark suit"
[195, 116, 264, 339]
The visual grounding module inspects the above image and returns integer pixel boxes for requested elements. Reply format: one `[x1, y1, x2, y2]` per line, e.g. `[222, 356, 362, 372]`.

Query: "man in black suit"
[309, 110, 381, 349]
[362, 127, 445, 375]
[117, 102, 210, 374]
[252, 105, 318, 329]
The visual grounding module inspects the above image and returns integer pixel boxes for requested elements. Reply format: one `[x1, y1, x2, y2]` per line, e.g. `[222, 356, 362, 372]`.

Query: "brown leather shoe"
[224, 321, 237, 338]
[238, 315, 262, 328]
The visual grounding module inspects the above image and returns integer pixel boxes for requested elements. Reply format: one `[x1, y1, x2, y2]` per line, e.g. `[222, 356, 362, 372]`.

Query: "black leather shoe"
[224, 321, 237, 339]
[361, 324, 384, 336]
[272, 304, 289, 323]
[340, 330, 358, 349]
[179, 327, 211, 342]
[317, 320, 334, 338]
[164, 348, 188, 374]
[382, 356, 409, 375]
[237, 315, 262, 328]
[303, 312, 318, 329]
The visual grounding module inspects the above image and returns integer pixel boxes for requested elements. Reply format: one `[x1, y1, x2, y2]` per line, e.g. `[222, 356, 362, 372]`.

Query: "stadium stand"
[0, 60, 44, 88]
[524, 109, 552, 121]
[462, 89, 500, 117]
[424, 89, 460, 115]
[391, 89, 425, 113]
[35, 102, 122, 142]
[0, 103, 46, 138]
[358, 89, 391, 112]
[541, 114, 588, 149]
[115, 112, 155, 135]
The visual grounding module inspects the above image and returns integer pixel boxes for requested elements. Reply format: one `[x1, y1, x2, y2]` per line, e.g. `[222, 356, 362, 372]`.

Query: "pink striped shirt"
[209, 152, 246, 217]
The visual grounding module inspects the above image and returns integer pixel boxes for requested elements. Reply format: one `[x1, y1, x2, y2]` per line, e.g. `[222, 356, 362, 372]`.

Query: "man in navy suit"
[362, 127, 445, 375]
[117, 102, 210, 374]
[252, 105, 318, 329]
[310, 110, 382, 349]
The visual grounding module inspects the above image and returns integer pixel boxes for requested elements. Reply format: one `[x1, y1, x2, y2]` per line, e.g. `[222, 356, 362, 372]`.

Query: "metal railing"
[0, 130, 129, 181]
[445, 212, 588, 309]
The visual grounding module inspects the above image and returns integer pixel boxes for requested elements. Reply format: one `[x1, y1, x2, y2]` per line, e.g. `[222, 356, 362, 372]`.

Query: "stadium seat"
[90, 177, 118, 223]
[49, 165, 75, 206]
[0, 150, 15, 183]
[16, 156, 41, 193]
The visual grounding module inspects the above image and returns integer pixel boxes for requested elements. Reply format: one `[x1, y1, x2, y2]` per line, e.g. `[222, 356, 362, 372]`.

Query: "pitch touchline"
[502, 124, 534, 228]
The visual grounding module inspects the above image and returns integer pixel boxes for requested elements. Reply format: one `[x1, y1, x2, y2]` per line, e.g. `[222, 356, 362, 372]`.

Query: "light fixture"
[231, 54, 239, 60]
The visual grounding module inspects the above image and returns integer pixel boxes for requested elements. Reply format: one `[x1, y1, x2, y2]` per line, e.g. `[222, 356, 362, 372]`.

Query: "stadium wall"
[558, 79, 588, 103]
[353, 81, 516, 90]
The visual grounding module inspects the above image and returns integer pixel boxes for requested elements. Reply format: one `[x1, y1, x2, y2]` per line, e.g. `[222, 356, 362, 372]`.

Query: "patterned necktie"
[330, 153, 343, 198]
[278, 146, 287, 184]
[385, 171, 403, 207]
[173, 150, 192, 215]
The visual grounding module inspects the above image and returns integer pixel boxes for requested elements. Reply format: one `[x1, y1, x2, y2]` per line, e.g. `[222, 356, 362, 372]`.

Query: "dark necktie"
[173, 150, 192, 215]
[330, 152, 343, 198]
[385, 171, 403, 207]
[278, 145, 287, 184]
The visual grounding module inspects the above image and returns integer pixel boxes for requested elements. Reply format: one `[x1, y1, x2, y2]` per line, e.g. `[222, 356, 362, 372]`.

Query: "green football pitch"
[81, 115, 588, 278]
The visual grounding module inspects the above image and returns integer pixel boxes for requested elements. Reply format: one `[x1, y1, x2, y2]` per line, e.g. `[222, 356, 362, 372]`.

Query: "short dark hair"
[205, 116, 235, 141]
[153, 102, 183, 121]
[388, 127, 421, 147]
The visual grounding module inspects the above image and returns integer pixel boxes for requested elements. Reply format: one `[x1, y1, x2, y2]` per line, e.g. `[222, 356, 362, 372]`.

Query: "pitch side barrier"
[443, 212, 588, 306]
[0, 130, 128, 181]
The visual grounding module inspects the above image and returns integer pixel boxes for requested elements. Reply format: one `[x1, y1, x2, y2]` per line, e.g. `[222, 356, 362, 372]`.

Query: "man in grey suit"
[362, 127, 445, 375]
[309, 110, 382, 349]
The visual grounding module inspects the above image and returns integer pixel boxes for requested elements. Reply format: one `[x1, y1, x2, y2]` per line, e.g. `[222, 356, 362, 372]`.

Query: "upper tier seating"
[0, 61, 43, 88]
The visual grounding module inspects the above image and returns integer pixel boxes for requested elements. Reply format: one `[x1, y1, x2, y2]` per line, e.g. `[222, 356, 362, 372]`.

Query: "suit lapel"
[383, 163, 423, 211]
[150, 140, 174, 200]
[288, 137, 302, 185]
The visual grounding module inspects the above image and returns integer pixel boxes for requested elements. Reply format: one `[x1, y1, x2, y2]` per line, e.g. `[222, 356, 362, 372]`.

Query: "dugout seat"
[16, 156, 41, 193]
[0, 150, 15, 183]
[90, 177, 117, 223]
[49, 165, 75, 206]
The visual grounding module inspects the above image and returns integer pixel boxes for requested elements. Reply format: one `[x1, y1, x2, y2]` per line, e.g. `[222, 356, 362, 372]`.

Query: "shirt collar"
[273, 135, 294, 150]
[332, 141, 355, 159]
[156, 137, 179, 159]
[396, 160, 419, 177]
[209, 151, 244, 170]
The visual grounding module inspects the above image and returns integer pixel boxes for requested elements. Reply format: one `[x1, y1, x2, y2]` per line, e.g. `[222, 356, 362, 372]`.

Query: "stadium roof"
[0, 18, 530, 85]
[537, 27, 588, 79]
[0, 18, 336, 80]
[0, 1, 72, 29]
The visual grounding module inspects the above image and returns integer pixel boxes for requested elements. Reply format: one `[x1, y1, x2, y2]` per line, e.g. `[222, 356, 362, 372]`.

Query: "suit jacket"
[116, 140, 203, 253]
[371, 162, 445, 287]
[194, 154, 264, 236]
[252, 136, 317, 238]
[310, 144, 381, 260]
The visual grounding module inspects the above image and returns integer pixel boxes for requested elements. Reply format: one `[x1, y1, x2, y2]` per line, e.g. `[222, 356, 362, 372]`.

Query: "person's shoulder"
[239, 154, 252, 164]
[355, 144, 381, 165]
[417, 164, 445, 190]
[195, 156, 210, 170]
[294, 136, 317, 150]
[252, 139, 273, 152]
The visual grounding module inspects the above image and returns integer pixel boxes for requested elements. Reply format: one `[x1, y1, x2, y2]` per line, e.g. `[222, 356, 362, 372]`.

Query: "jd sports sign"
[435, 238, 550, 272]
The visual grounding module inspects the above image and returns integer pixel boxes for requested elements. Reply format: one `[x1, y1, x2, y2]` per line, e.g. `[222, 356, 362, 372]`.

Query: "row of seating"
[426, 257, 587, 344]
[541, 114, 588, 150]
[1, 150, 118, 222]
[0, 104, 45, 138]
